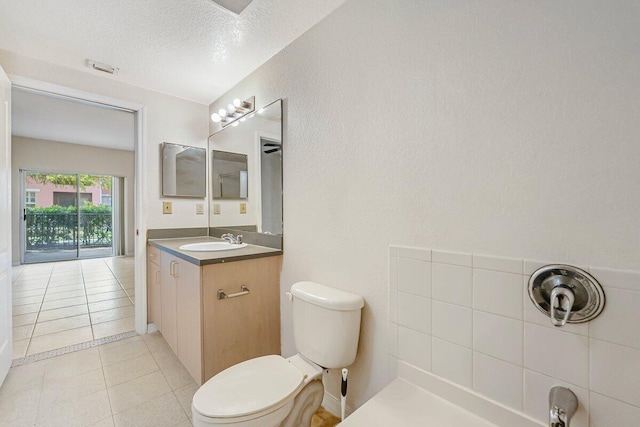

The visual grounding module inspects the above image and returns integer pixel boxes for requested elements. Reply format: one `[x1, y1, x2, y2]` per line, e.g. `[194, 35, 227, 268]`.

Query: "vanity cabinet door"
[160, 252, 178, 354]
[201, 256, 282, 381]
[176, 259, 202, 385]
[147, 259, 162, 331]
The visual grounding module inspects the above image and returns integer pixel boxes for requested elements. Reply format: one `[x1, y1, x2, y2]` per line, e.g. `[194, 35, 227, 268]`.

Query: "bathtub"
[339, 361, 542, 427]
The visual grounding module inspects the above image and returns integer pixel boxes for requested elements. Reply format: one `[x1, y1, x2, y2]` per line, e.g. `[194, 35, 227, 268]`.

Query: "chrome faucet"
[220, 233, 243, 244]
[549, 386, 578, 427]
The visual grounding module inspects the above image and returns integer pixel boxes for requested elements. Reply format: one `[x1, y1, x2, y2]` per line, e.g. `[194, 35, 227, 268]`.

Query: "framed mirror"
[208, 99, 282, 235]
[212, 150, 248, 199]
[161, 142, 206, 198]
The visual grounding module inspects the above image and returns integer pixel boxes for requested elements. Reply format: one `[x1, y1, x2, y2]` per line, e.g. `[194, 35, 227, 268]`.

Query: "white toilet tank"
[290, 281, 364, 369]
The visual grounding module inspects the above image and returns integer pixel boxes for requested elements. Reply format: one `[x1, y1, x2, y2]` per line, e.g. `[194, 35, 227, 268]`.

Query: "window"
[101, 195, 112, 207]
[25, 190, 37, 207]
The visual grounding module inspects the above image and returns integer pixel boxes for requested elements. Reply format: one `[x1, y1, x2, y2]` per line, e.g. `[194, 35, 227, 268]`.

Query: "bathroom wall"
[10, 136, 135, 262]
[388, 245, 640, 426]
[0, 48, 210, 233]
[208, 0, 640, 411]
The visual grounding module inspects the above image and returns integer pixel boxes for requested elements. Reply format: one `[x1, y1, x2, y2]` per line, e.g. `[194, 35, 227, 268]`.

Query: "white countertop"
[338, 378, 497, 427]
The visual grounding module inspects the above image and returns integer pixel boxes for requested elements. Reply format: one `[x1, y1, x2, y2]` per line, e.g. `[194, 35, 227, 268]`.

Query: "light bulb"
[218, 108, 227, 118]
[231, 121, 239, 127]
[226, 104, 236, 114]
[233, 98, 242, 108]
[211, 113, 221, 123]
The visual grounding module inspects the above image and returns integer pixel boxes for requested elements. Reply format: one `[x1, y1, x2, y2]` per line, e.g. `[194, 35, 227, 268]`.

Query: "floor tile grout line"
[80, 259, 97, 340]
[24, 265, 55, 357]
[97, 337, 117, 424]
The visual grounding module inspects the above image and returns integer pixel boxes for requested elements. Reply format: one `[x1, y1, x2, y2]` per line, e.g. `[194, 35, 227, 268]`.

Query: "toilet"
[192, 281, 364, 427]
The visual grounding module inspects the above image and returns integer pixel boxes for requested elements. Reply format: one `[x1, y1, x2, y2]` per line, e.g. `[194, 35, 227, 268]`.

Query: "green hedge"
[26, 205, 113, 249]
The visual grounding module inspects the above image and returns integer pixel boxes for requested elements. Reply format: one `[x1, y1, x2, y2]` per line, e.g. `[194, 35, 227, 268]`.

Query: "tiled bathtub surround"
[388, 245, 640, 427]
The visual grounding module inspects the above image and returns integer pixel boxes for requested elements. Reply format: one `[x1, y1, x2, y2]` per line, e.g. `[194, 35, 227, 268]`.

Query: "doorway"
[21, 170, 125, 263]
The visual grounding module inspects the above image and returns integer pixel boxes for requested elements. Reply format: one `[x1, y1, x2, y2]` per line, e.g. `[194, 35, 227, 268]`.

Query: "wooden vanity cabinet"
[147, 244, 281, 386]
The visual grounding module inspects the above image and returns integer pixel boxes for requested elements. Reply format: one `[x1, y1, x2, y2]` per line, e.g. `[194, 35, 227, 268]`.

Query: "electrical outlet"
[196, 203, 204, 215]
[163, 201, 172, 214]
[213, 204, 221, 215]
[240, 203, 247, 214]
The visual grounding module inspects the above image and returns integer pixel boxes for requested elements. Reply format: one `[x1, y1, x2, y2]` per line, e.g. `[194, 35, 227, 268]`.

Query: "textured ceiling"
[0, 0, 346, 104]
[12, 89, 135, 151]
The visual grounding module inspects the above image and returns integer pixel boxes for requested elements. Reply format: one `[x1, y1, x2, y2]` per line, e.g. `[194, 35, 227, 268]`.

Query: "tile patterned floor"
[11, 257, 135, 358]
[0, 332, 342, 427]
[0, 333, 195, 426]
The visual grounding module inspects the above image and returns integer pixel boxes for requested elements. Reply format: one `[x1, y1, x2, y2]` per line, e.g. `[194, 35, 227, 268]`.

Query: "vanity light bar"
[211, 96, 255, 127]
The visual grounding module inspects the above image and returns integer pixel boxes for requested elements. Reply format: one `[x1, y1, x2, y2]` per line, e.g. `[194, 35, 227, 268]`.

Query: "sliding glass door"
[22, 170, 117, 263]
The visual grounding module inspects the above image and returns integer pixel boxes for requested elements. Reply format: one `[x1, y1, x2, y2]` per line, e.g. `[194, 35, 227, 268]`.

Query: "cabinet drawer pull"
[217, 286, 250, 300]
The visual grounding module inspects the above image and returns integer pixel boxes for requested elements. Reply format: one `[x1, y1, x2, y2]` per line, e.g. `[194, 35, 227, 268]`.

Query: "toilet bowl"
[192, 281, 364, 427]
[192, 354, 324, 427]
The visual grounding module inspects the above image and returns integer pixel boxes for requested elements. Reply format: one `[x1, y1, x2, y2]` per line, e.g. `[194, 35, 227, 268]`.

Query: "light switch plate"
[240, 203, 247, 214]
[163, 201, 172, 214]
[213, 204, 221, 215]
[196, 203, 204, 215]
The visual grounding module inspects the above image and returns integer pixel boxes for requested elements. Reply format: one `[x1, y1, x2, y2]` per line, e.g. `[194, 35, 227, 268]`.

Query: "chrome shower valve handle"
[550, 286, 575, 327]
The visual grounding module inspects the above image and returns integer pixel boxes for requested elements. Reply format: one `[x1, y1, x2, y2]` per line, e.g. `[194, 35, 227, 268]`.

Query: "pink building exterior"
[25, 176, 110, 208]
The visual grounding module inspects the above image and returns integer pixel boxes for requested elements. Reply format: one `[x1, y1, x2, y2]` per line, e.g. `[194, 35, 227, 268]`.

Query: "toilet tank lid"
[291, 281, 364, 311]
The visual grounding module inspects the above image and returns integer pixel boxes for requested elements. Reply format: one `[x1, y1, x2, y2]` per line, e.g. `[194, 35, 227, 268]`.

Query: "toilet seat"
[192, 355, 305, 423]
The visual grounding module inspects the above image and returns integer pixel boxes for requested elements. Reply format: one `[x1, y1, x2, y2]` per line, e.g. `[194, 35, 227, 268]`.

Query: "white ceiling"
[0, 0, 346, 104]
[12, 89, 135, 151]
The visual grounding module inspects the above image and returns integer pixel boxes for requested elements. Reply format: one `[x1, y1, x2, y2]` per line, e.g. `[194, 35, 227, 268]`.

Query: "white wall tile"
[589, 287, 640, 349]
[387, 355, 398, 382]
[398, 258, 431, 297]
[432, 250, 472, 267]
[473, 254, 523, 274]
[524, 259, 554, 276]
[389, 256, 398, 290]
[432, 263, 472, 307]
[524, 370, 589, 427]
[590, 339, 640, 407]
[398, 326, 431, 372]
[524, 324, 588, 388]
[432, 301, 472, 348]
[590, 392, 640, 427]
[524, 259, 589, 276]
[388, 322, 398, 357]
[473, 311, 523, 365]
[389, 289, 398, 324]
[398, 246, 431, 261]
[473, 352, 523, 410]
[589, 266, 640, 292]
[432, 337, 472, 388]
[523, 277, 589, 336]
[389, 248, 640, 419]
[397, 292, 431, 334]
[473, 269, 523, 320]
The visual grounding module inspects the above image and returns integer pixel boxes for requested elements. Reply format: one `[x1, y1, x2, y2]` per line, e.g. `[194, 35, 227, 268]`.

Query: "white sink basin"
[178, 242, 248, 252]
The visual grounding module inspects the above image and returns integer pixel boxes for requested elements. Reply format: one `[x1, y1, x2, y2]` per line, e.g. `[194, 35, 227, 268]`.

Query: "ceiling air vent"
[208, 0, 254, 15]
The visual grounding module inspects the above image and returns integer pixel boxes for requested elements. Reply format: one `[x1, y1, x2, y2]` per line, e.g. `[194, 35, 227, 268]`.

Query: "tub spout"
[549, 387, 578, 427]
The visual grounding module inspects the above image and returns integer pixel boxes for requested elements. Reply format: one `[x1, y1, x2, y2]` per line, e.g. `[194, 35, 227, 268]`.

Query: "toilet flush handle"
[286, 292, 293, 302]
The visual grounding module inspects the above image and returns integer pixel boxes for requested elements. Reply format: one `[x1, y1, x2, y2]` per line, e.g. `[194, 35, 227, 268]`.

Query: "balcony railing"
[25, 209, 113, 251]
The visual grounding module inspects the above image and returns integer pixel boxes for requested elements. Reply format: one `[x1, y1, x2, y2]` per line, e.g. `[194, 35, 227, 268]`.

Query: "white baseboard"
[146, 323, 158, 333]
